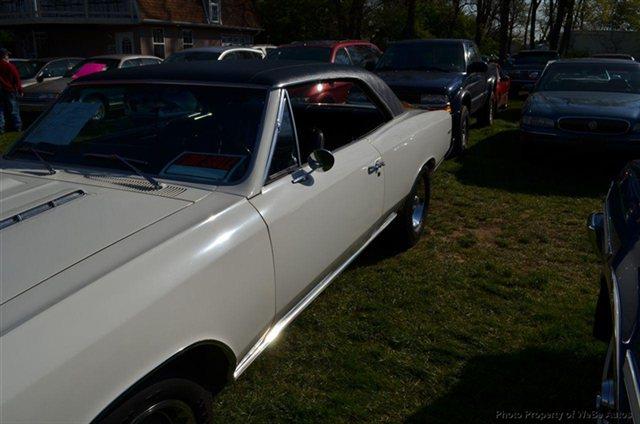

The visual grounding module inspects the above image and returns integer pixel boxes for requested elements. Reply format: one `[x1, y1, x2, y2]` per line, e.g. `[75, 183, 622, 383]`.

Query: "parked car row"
[513, 54, 640, 421]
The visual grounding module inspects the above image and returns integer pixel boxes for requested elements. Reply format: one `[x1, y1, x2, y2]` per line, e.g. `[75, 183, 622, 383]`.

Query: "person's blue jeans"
[0, 91, 22, 134]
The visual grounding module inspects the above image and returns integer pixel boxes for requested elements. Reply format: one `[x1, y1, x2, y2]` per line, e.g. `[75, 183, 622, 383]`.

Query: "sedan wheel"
[391, 171, 431, 249]
[100, 379, 213, 424]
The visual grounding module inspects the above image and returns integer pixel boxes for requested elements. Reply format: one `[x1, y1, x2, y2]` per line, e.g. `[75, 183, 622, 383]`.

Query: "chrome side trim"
[0, 190, 85, 230]
[624, 350, 640, 423]
[233, 211, 398, 378]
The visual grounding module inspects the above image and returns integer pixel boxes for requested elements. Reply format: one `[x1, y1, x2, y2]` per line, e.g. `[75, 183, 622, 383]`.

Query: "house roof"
[136, 0, 260, 29]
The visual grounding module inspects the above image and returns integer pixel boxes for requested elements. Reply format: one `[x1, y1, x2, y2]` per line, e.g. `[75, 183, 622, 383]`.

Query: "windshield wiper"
[83, 153, 162, 190]
[12, 146, 56, 175]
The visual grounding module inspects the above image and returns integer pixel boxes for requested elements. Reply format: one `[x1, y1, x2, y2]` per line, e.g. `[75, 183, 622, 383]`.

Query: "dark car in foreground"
[375, 39, 496, 155]
[589, 160, 640, 423]
[520, 59, 640, 151]
[503, 50, 559, 94]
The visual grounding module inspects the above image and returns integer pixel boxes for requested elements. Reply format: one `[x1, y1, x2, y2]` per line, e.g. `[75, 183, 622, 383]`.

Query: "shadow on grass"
[407, 348, 603, 424]
[455, 129, 629, 198]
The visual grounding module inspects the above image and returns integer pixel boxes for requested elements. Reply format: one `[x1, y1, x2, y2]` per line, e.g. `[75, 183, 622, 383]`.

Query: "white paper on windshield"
[25, 102, 100, 145]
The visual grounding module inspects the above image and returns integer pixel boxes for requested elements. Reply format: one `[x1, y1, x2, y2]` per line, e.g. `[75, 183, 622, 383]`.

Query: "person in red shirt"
[0, 47, 23, 134]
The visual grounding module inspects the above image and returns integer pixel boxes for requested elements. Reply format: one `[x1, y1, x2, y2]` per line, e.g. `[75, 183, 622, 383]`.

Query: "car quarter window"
[267, 95, 301, 181]
[286, 79, 390, 159]
[42, 60, 69, 77]
[334, 48, 352, 65]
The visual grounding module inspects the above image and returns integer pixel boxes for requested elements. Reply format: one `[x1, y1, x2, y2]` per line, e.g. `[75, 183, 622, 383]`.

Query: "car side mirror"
[292, 148, 335, 184]
[587, 212, 605, 259]
[36, 74, 45, 83]
[309, 148, 334, 172]
[364, 60, 376, 71]
[468, 61, 488, 74]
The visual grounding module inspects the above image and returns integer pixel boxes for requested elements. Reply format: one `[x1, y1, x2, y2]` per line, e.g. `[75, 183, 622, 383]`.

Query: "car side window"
[334, 48, 351, 65]
[142, 58, 161, 65]
[121, 59, 142, 68]
[42, 60, 69, 77]
[469, 43, 482, 64]
[287, 79, 390, 159]
[267, 95, 300, 181]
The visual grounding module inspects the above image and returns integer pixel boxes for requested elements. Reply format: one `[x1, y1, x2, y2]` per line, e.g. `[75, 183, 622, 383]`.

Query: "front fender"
[0, 197, 275, 423]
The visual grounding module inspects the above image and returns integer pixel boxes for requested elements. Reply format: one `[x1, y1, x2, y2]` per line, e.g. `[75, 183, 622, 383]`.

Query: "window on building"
[208, 0, 220, 24]
[152, 28, 165, 58]
[182, 30, 194, 49]
[121, 37, 133, 54]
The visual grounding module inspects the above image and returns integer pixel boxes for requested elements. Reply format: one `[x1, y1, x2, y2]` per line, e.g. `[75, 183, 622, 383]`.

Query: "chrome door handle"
[368, 160, 385, 174]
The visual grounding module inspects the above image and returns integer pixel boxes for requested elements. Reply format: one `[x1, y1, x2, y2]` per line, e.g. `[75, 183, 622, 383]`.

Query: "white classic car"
[0, 61, 451, 423]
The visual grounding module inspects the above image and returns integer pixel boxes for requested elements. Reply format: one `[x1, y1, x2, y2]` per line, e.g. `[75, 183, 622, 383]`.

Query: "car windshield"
[375, 43, 465, 72]
[10, 84, 267, 185]
[11, 60, 46, 79]
[537, 62, 640, 93]
[64, 58, 120, 78]
[509, 52, 558, 66]
[267, 47, 332, 62]
[164, 51, 221, 63]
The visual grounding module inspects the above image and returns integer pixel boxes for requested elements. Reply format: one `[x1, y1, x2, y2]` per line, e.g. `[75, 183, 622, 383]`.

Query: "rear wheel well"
[93, 341, 234, 422]
[424, 158, 437, 175]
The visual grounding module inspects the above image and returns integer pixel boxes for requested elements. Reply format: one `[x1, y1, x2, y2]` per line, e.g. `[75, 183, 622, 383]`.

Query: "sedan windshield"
[267, 47, 332, 62]
[537, 62, 640, 93]
[164, 51, 221, 63]
[10, 84, 267, 185]
[11, 60, 46, 79]
[376, 43, 465, 72]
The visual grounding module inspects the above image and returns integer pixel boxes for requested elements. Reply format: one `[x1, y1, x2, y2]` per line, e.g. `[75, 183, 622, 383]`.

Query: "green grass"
[0, 131, 21, 154]
[209, 101, 622, 423]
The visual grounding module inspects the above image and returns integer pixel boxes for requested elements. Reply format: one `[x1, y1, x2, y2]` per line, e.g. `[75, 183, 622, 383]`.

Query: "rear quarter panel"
[0, 196, 275, 423]
[369, 109, 451, 214]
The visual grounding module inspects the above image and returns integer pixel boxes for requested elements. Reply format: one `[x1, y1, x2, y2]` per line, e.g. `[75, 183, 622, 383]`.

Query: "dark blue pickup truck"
[375, 39, 496, 156]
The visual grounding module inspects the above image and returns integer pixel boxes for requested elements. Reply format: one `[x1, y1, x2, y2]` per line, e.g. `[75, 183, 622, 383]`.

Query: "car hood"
[23, 77, 71, 95]
[527, 91, 640, 120]
[376, 70, 463, 94]
[0, 171, 195, 305]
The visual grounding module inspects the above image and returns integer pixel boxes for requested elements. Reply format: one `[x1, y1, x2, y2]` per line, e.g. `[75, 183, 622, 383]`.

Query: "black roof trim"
[72, 60, 405, 116]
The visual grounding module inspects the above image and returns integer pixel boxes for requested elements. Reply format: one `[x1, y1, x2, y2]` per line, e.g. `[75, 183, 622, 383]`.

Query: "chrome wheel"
[411, 178, 426, 231]
[131, 399, 197, 424]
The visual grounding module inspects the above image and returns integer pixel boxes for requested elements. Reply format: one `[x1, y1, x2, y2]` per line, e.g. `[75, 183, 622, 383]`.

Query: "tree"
[498, 0, 512, 60]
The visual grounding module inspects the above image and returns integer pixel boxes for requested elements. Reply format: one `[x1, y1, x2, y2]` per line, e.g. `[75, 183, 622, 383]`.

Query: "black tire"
[99, 378, 214, 424]
[451, 105, 470, 157]
[478, 91, 495, 127]
[391, 171, 431, 249]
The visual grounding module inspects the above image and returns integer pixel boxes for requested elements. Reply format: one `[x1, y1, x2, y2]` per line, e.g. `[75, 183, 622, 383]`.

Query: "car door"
[249, 82, 385, 317]
[465, 42, 487, 113]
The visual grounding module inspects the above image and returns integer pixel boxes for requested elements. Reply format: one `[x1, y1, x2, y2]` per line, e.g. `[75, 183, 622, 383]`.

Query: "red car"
[268, 40, 382, 103]
[493, 64, 511, 111]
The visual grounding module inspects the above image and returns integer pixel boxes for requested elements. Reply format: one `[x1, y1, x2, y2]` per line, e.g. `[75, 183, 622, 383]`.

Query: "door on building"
[115, 32, 135, 54]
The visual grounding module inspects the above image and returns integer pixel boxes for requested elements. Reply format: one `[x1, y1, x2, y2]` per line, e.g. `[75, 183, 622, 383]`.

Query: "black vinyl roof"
[74, 60, 405, 116]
